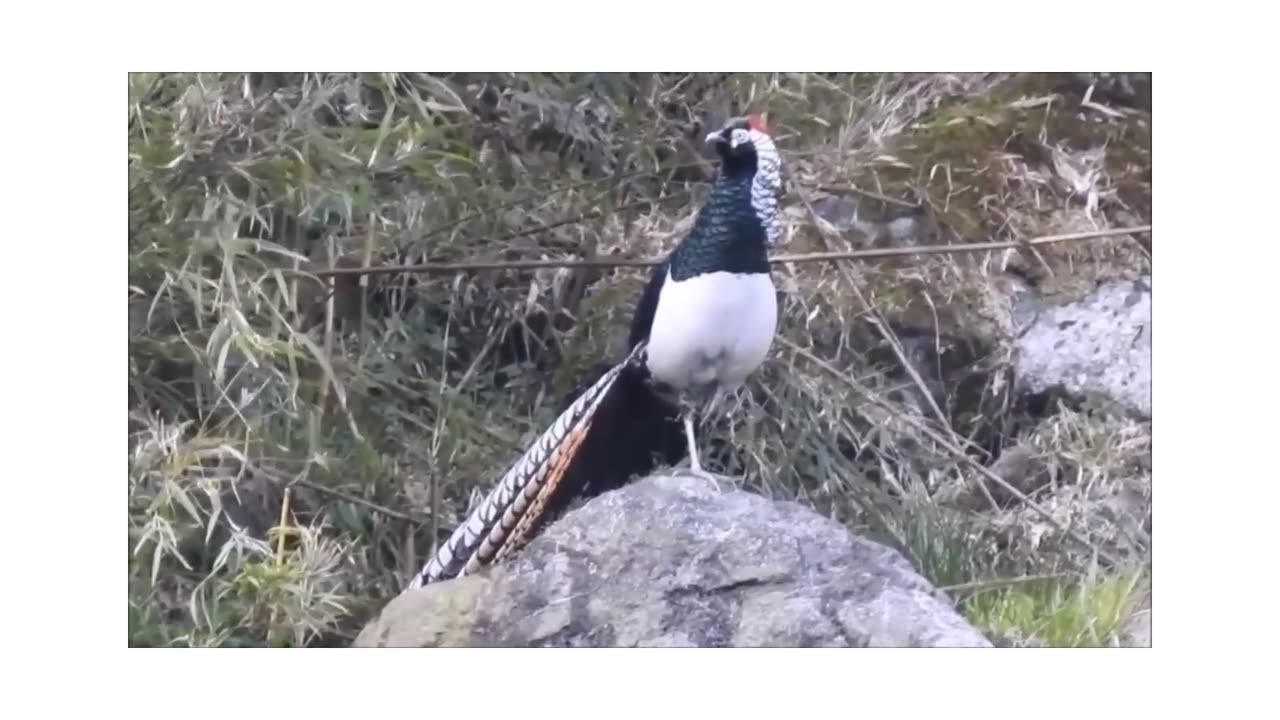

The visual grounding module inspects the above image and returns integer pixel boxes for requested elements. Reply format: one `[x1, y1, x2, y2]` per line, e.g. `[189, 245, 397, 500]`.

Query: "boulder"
[1013, 275, 1151, 418]
[355, 473, 992, 648]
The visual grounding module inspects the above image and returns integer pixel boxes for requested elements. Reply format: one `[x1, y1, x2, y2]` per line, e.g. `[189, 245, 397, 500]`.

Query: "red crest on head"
[746, 112, 771, 134]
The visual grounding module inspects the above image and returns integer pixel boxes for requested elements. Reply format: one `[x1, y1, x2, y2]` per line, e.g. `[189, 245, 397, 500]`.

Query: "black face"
[705, 117, 758, 175]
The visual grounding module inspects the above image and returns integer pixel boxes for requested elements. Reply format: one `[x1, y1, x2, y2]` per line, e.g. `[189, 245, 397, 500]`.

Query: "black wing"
[627, 257, 669, 350]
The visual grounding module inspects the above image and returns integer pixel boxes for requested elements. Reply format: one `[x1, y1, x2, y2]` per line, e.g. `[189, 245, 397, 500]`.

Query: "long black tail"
[409, 342, 684, 588]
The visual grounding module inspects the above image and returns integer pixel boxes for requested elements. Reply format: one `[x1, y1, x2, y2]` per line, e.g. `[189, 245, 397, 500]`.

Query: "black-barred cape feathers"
[409, 260, 682, 589]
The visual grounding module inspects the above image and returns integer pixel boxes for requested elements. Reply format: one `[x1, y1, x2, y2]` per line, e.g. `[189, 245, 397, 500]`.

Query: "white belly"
[645, 270, 778, 393]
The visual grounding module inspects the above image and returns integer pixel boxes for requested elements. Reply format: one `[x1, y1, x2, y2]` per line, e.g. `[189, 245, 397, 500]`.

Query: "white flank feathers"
[645, 269, 778, 395]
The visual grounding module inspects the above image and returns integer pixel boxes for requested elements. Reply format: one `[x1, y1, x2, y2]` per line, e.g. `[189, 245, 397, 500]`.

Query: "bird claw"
[680, 461, 739, 493]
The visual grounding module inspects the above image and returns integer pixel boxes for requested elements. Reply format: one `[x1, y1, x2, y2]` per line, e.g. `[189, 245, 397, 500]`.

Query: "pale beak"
[705, 131, 725, 146]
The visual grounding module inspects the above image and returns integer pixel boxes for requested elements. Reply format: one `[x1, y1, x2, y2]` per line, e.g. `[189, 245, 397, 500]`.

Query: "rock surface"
[355, 473, 992, 648]
[1013, 275, 1151, 417]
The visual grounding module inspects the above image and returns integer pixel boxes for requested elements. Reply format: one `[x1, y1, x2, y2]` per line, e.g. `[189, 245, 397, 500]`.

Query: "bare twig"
[306, 226, 1152, 278]
[1080, 83, 1128, 120]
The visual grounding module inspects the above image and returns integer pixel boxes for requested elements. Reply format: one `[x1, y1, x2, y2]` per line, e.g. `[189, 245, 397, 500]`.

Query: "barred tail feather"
[409, 343, 682, 589]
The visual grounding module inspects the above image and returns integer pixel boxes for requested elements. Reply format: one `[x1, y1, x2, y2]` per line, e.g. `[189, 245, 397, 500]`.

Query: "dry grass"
[128, 72, 1152, 647]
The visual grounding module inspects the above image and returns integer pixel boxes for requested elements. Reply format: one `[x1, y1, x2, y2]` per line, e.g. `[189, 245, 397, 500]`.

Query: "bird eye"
[729, 128, 751, 147]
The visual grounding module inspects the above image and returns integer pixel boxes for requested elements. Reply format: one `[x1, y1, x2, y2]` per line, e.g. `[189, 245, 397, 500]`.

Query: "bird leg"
[676, 385, 748, 491]
[682, 411, 705, 473]
[681, 410, 723, 491]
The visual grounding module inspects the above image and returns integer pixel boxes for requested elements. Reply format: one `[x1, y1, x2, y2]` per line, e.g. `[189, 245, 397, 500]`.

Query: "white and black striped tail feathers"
[409, 341, 682, 589]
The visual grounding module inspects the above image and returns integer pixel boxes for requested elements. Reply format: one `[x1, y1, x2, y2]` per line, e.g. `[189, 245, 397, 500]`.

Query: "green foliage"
[128, 72, 1152, 647]
[962, 567, 1149, 648]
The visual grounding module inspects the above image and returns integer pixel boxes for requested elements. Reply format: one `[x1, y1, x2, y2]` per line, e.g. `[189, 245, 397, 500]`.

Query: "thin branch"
[306, 225, 1152, 278]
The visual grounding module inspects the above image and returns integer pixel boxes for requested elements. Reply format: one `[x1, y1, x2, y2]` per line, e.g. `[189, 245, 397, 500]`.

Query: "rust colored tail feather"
[409, 341, 684, 589]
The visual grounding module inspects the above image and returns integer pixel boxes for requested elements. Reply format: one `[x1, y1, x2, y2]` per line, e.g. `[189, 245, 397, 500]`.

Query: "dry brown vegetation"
[128, 72, 1151, 647]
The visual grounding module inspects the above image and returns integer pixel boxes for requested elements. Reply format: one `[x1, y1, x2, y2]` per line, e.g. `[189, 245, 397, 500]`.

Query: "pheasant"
[409, 112, 784, 588]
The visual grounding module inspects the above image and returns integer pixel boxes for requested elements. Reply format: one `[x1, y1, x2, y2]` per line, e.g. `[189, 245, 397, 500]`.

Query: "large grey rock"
[1014, 275, 1151, 417]
[355, 473, 991, 648]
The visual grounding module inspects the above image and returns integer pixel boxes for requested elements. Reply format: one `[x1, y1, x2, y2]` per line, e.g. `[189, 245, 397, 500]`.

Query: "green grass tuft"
[962, 567, 1150, 647]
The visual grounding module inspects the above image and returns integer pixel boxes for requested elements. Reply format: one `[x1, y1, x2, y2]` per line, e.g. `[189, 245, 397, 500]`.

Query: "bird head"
[705, 112, 776, 175]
